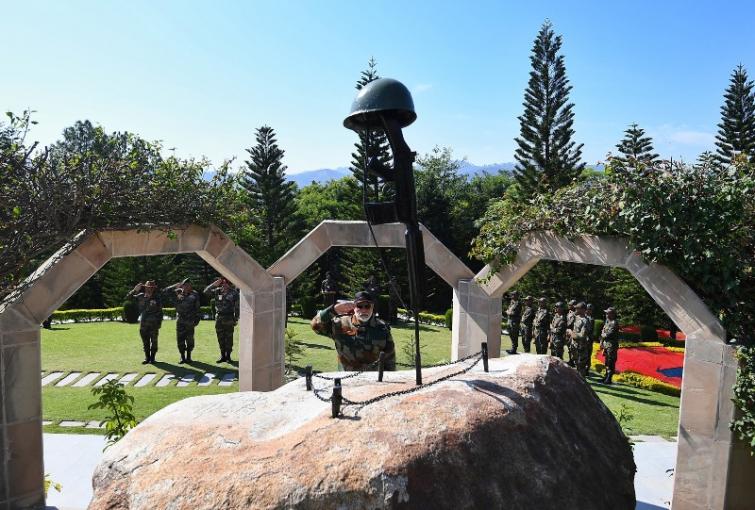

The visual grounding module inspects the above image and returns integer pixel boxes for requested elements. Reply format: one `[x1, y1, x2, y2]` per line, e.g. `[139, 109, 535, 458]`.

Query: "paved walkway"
[43, 433, 675, 509]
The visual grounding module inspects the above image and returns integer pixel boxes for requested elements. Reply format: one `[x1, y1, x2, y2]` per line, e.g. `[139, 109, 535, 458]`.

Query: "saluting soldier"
[311, 291, 395, 371]
[600, 307, 620, 384]
[520, 296, 535, 353]
[204, 277, 239, 363]
[126, 280, 163, 364]
[566, 299, 578, 366]
[585, 304, 596, 376]
[533, 297, 551, 354]
[569, 302, 591, 377]
[505, 291, 523, 355]
[549, 301, 567, 359]
[165, 278, 201, 364]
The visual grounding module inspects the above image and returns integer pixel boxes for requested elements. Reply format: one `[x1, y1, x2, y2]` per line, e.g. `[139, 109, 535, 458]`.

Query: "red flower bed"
[620, 325, 686, 340]
[596, 346, 684, 388]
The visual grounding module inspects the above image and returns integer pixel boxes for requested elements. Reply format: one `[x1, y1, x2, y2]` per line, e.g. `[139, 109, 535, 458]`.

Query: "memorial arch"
[475, 231, 754, 510]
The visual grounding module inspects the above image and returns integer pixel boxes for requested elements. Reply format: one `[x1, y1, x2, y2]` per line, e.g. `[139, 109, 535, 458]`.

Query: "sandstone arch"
[0, 225, 284, 509]
[475, 231, 754, 510]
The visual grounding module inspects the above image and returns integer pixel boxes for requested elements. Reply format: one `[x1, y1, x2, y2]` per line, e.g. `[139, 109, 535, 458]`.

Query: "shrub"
[639, 324, 659, 342]
[121, 301, 139, 323]
[299, 296, 317, 319]
[731, 346, 755, 456]
[88, 380, 137, 449]
[615, 371, 681, 397]
[444, 308, 453, 330]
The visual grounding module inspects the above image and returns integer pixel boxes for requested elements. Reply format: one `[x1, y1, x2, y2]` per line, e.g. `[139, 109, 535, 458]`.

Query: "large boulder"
[89, 355, 635, 509]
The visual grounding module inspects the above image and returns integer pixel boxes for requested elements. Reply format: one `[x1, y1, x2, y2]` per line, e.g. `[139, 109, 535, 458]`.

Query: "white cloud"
[413, 83, 433, 93]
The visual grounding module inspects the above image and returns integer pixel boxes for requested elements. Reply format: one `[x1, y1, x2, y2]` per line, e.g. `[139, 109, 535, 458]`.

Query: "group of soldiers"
[126, 277, 239, 365]
[505, 291, 620, 384]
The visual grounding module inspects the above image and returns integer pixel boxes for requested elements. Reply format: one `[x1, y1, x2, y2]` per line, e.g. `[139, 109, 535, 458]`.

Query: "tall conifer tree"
[514, 21, 584, 197]
[716, 64, 755, 164]
[241, 126, 298, 266]
[614, 123, 659, 172]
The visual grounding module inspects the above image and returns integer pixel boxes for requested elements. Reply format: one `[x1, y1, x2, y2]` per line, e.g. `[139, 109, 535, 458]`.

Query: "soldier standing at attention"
[505, 291, 523, 355]
[566, 299, 578, 366]
[600, 307, 620, 384]
[520, 296, 535, 353]
[165, 278, 201, 364]
[311, 291, 395, 371]
[533, 297, 551, 354]
[569, 302, 591, 377]
[204, 277, 239, 363]
[584, 304, 596, 376]
[549, 302, 567, 359]
[126, 280, 163, 364]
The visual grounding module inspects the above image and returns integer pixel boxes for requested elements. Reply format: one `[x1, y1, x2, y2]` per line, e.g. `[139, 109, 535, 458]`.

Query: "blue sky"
[4, 0, 754, 173]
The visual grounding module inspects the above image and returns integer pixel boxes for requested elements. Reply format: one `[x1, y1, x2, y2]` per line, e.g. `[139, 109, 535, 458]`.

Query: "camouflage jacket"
[175, 290, 201, 324]
[312, 306, 396, 371]
[533, 308, 551, 332]
[506, 299, 522, 324]
[205, 287, 238, 320]
[521, 305, 535, 327]
[550, 313, 566, 337]
[571, 315, 591, 344]
[601, 319, 620, 344]
[132, 293, 163, 325]
[584, 316, 595, 342]
[566, 310, 576, 331]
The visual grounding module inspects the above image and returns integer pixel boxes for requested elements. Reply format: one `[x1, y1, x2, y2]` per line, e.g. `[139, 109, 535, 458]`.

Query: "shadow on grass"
[151, 359, 238, 378]
[590, 383, 678, 408]
[300, 342, 332, 350]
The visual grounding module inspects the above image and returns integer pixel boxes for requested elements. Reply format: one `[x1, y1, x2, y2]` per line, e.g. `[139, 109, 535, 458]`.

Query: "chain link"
[395, 349, 483, 369]
[311, 356, 382, 381]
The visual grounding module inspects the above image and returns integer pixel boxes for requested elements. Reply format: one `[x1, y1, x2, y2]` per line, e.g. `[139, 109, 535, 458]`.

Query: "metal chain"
[312, 357, 382, 381]
[395, 349, 483, 369]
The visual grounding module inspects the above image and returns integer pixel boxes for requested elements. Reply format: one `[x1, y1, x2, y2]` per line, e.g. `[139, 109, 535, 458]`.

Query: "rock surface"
[88, 355, 635, 509]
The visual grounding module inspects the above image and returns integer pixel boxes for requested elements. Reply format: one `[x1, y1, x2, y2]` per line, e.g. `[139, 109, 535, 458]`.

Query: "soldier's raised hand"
[334, 301, 356, 315]
[133, 283, 144, 293]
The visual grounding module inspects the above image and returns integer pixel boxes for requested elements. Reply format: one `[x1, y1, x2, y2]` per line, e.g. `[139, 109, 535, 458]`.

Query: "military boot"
[149, 350, 157, 364]
[186, 350, 193, 363]
[226, 350, 233, 363]
[602, 370, 613, 384]
[142, 348, 150, 364]
[179, 350, 186, 364]
[217, 351, 225, 363]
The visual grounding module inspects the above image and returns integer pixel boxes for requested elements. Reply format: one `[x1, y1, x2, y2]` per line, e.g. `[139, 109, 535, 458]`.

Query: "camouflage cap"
[604, 306, 616, 314]
[568, 299, 577, 306]
[586, 303, 594, 310]
[538, 297, 547, 303]
[510, 290, 519, 297]
[576, 301, 586, 309]
[525, 295, 533, 302]
[554, 301, 565, 309]
[144, 280, 157, 288]
[354, 291, 374, 304]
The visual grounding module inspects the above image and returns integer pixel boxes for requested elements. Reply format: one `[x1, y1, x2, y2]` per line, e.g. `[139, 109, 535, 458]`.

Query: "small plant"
[401, 336, 427, 366]
[44, 473, 62, 498]
[285, 328, 305, 373]
[614, 403, 635, 432]
[88, 379, 137, 449]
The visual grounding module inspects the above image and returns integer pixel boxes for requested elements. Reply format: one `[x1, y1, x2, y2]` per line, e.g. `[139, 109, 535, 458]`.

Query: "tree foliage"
[716, 64, 755, 165]
[513, 20, 584, 197]
[613, 123, 659, 173]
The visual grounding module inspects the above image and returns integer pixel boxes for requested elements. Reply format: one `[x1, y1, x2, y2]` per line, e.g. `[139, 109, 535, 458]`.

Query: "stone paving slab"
[73, 372, 101, 387]
[44, 433, 106, 510]
[176, 374, 196, 387]
[94, 373, 119, 387]
[55, 372, 82, 387]
[41, 371, 65, 386]
[134, 373, 157, 387]
[59, 420, 86, 427]
[118, 372, 139, 385]
[85, 420, 104, 429]
[218, 373, 236, 386]
[156, 374, 175, 387]
[42, 420, 53, 426]
[198, 373, 216, 386]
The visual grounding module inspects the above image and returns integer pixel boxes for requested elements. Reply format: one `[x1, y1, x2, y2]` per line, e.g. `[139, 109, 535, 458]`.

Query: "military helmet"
[343, 78, 416, 132]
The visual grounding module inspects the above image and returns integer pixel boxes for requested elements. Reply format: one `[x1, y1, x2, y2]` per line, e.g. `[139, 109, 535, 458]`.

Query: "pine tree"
[241, 126, 299, 267]
[349, 58, 393, 202]
[614, 123, 659, 172]
[716, 64, 755, 164]
[513, 21, 584, 197]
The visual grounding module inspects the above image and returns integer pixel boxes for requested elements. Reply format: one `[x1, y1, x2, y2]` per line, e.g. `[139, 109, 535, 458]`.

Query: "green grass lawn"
[41, 318, 679, 438]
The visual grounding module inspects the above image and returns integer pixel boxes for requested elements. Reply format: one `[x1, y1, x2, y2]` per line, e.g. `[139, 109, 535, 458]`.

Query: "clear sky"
[3, 0, 755, 173]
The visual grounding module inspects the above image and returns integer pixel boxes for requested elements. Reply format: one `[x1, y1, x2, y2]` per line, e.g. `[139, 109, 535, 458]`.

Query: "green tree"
[88, 379, 137, 449]
[349, 58, 393, 201]
[513, 20, 584, 197]
[614, 123, 659, 172]
[240, 125, 299, 266]
[716, 64, 755, 165]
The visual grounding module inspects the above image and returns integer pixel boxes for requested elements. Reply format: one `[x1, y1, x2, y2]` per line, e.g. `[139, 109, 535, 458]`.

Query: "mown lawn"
[41, 318, 679, 437]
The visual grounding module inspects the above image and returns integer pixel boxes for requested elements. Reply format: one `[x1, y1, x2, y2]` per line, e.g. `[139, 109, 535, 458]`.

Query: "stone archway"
[475, 231, 755, 510]
[0, 225, 284, 509]
[267, 220, 502, 359]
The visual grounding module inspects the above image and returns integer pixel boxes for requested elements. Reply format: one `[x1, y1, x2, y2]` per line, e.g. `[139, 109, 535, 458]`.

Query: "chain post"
[305, 365, 312, 391]
[378, 352, 385, 382]
[481, 342, 489, 372]
[331, 378, 342, 418]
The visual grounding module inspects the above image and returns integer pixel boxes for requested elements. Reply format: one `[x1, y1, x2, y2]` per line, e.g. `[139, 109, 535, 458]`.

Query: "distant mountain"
[457, 161, 515, 177]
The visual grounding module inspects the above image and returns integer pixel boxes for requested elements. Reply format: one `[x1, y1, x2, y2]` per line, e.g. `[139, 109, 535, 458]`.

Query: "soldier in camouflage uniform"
[568, 302, 591, 377]
[533, 297, 551, 354]
[566, 299, 578, 366]
[126, 280, 163, 364]
[204, 277, 239, 363]
[600, 307, 620, 384]
[549, 301, 567, 359]
[585, 304, 596, 376]
[311, 291, 395, 371]
[520, 296, 535, 353]
[166, 278, 202, 364]
[505, 291, 523, 354]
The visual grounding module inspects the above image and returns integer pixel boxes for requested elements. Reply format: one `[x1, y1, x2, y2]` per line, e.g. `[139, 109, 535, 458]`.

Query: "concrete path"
[42, 432, 676, 510]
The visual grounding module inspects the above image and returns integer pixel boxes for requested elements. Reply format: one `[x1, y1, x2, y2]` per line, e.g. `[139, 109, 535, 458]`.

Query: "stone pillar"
[672, 336, 755, 509]
[0, 316, 44, 509]
[452, 279, 502, 360]
[239, 277, 286, 392]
